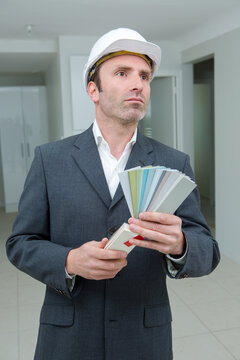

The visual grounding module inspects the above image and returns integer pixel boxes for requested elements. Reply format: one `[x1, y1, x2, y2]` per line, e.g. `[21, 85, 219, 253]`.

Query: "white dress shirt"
[92, 119, 137, 198]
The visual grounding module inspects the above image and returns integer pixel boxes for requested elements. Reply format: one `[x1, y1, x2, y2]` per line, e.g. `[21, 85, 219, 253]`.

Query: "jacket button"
[109, 227, 117, 235]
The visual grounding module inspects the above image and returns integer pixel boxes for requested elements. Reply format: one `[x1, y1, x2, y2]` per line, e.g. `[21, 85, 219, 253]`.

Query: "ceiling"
[0, 0, 240, 75]
[1, 0, 240, 41]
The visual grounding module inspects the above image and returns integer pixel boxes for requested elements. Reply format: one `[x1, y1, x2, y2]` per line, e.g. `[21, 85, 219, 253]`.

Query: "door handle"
[27, 143, 30, 157]
[21, 143, 24, 158]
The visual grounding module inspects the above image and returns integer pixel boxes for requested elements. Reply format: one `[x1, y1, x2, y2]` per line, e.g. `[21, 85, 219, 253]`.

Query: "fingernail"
[139, 212, 146, 219]
[129, 224, 136, 232]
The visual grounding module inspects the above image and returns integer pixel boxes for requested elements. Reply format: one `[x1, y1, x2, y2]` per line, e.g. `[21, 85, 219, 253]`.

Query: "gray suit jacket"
[6, 126, 220, 360]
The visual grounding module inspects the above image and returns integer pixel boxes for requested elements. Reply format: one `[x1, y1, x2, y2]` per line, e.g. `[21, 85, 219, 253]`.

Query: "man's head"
[84, 28, 161, 125]
[83, 28, 161, 92]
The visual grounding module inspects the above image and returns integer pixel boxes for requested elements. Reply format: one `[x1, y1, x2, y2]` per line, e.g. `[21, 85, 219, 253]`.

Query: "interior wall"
[45, 54, 63, 141]
[0, 75, 46, 207]
[182, 27, 240, 263]
[0, 74, 45, 86]
[0, 39, 57, 209]
[58, 35, 98, 138]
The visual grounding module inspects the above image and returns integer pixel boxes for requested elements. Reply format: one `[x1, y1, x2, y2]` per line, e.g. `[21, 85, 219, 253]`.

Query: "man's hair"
[92, 66, 102, 92]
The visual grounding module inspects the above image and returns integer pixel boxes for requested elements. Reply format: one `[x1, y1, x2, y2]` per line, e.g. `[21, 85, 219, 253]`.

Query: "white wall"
[0, 74, 46, 207]
[182, 27, 240, 263]
[0, 74, 44, 86]
[0, 39, 57, 208]
[58, 35, 98, 138]
[45, 54, 63, 141]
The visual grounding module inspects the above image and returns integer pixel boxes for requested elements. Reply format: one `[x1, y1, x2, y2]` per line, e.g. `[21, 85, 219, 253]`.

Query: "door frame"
[154, 70, 183, 151]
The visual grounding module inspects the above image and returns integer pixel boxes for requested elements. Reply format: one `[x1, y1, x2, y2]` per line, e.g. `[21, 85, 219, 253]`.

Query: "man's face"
[92, 54, 151, 126]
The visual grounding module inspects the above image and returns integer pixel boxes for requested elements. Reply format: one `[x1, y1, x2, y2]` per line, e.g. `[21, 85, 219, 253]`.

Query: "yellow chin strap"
[89, 50, 152, 81]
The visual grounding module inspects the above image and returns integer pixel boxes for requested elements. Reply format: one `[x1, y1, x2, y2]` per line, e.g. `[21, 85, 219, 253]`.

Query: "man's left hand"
[128, 212, 185, 256]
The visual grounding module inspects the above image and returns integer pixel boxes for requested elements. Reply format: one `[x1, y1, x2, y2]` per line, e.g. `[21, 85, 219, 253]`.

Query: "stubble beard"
[98, 91, 149, 128]
[109, 100, 148, 128]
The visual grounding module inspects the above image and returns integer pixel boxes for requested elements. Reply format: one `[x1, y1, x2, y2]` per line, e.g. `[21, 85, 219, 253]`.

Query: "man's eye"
[116, 71, 126, 77]
[141, 74, 149, 81]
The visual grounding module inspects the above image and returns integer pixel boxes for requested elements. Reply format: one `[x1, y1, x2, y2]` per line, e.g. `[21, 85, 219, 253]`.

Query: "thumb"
[99, 237, 109, 248]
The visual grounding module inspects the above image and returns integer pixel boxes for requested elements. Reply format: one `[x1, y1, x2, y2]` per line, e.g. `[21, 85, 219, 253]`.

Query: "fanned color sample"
[118, 166, 197, 218]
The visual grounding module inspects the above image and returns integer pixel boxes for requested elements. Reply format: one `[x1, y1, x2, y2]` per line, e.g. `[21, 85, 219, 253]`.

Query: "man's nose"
[130, 75, 144, 92]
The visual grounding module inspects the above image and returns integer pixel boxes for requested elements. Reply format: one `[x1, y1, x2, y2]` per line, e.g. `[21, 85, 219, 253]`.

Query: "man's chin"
[122, 109, 146, 122]
[118, 116, 144, 127]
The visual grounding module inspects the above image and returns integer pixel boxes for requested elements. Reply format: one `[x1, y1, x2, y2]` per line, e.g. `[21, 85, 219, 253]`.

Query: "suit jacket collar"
[71, 125, 155, 209]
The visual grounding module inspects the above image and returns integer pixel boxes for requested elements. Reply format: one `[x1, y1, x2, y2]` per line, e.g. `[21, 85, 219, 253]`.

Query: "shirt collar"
[92, 119, 137, 149]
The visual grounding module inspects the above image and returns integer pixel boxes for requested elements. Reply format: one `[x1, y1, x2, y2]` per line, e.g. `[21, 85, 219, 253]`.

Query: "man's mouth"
[125, 98, 144, 104]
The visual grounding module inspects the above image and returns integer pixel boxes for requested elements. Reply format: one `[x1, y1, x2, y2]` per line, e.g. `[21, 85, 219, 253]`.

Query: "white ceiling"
[1, 0, 240, 74]
[1, 0, 240, 41]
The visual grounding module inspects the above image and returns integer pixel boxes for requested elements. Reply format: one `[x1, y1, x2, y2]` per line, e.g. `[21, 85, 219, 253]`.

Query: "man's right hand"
[65, 238, 128, 280]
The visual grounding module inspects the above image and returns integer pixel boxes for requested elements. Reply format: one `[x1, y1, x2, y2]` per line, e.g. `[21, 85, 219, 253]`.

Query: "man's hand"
[65, 238, 127, 280]
[128, 212, 185, 256]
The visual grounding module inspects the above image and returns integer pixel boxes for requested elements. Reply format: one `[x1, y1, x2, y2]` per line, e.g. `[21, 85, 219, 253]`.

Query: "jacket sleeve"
[6, 147, 81, 299]
[164, 154, 220, 279]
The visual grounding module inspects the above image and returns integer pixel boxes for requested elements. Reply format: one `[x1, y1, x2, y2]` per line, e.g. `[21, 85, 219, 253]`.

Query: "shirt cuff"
[65, 268, 76, 292]
[165, 239, 188, 277]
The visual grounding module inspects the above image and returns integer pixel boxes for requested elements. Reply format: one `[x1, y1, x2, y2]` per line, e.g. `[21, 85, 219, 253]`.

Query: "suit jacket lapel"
[71, 126, 112, 208]
[110, 131, 155, 210]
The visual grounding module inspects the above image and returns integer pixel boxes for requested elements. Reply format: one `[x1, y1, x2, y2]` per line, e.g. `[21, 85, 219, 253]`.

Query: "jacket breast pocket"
[144, 304, 172, 328]
[40, 304, 74, 327]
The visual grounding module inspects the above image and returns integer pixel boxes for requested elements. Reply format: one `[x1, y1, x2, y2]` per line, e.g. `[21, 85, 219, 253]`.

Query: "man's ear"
[88, 81, 99, 103]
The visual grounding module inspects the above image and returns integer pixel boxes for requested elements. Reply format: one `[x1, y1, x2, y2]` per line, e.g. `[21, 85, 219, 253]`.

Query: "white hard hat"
[83, 28, 161, 91]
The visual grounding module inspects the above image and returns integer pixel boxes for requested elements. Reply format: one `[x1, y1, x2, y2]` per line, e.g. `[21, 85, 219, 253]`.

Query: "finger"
[91, 258, 127, 272]
[90, 240, 127, 259]
[128, 238, 170, 254]
[96, 247, 127, 260]
[93, 238, 127, 260]
[128, 217, 174, 236]
[99, 238, 109, 248]
[139, 212, 181, 225]
[128, 221, 171, 243]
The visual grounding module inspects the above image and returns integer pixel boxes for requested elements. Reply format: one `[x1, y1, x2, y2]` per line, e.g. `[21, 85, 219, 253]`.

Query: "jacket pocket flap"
[144, 304, 172, 328]
[40, 304, 74, 327]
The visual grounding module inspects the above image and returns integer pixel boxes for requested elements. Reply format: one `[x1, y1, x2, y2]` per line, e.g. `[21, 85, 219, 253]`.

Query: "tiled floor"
[1, 208, 240, 360]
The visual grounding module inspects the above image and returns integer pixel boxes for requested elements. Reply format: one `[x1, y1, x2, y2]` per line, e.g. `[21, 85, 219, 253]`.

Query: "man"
[6, 28, 220, 360]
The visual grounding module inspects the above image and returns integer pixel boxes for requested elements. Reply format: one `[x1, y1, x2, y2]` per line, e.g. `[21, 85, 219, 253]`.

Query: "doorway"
[139, 76, 178, 149]
[193, 58, 215, 233]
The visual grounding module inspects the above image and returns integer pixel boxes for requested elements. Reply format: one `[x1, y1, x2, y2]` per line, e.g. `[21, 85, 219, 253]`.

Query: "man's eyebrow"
[113, 65, 132, 71]
[113, 65, 151, 75]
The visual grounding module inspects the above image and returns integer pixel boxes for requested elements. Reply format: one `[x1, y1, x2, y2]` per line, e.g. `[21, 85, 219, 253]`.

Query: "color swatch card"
[118, 166, 197, 218]
[105, 223, 144, 254]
